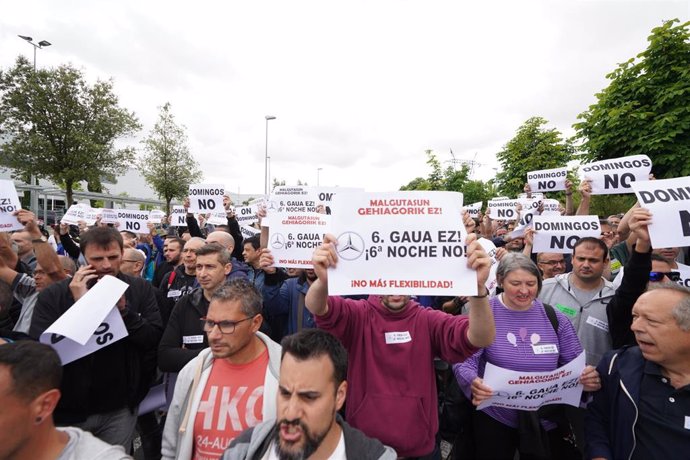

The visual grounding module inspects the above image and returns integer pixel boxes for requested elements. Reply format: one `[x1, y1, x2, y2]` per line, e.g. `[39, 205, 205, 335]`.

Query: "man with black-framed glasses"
[162, 279, 281, 460]
[536, 252, 567, 280]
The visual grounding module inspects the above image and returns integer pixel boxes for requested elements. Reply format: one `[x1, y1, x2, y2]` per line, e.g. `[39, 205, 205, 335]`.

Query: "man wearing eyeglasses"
[162, 279, 281, 460]
[536, 253, 567, 280]
[608, 208, 687, 348]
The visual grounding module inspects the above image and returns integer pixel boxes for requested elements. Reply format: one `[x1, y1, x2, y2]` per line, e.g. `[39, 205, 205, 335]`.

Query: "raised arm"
[464, 233, 496, 348]
[305, 233, 338, 316]
[16, 210, 64, 283]
[575, 179, 592, 216]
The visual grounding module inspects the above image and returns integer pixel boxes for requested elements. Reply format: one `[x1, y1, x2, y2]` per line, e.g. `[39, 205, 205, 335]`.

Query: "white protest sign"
[98, 208, 119, 225]
[116, 209, 150, 233]
[170, 206, 187, 227]
[487, 199, 519, 221]
[313, 187, 364, 214]
[39, 276, 129, 365]
[188, 183, 225, 213]
[207, 211, 229, 226]
[478, 237, 499, 296]
[477, 351, 586, 411]
[532, 215, 601, 254]
[61, 205, 92, 226]
[579, 154, 652, 195]
[632, 176, 690, 249]
[541, 199, 562, 216]
[676, 263, 690, 289]
[149, 210, 166, 224]
[510, 207, 539, 239]
[0, 180, 24, 231]
[235, 205, 259, 226]
[518, 192, 544, 200]
[329, 191, 477, 296]
[269, 212, 330, 268]
[239, 225, 260, 240]
[465, 201, 483, 219]
[527, 167, 567, 192]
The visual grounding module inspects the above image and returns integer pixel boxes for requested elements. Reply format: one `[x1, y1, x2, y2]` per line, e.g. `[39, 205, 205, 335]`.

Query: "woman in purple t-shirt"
[454, 253, 601, 460]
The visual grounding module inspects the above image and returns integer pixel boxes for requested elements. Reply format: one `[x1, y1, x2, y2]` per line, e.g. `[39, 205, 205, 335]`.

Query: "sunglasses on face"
[649, 271, 681, 282]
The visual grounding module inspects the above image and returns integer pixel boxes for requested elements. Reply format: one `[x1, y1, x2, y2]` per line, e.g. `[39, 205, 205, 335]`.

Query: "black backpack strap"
[543, 303, 559, 333]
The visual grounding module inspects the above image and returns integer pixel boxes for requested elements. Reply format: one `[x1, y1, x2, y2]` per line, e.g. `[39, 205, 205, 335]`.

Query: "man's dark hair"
[244, 235, 260, 251]
[167, 237, 186, 250]
[80, 226, 123, 254]
[195, 242, 231, 265]
[281, 329, 348, 388]
[0, 341, 62, 402]
[211, 278, 263, 316]
[573, 237, 609, 261]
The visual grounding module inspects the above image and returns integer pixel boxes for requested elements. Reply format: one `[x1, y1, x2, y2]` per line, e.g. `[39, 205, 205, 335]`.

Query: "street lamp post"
[317, 167, 323, 186]
[18, 35, 52, 213]
[18, 35, 52, 71]
[267, 156, 271, 192]
[264, 115, 276, 195]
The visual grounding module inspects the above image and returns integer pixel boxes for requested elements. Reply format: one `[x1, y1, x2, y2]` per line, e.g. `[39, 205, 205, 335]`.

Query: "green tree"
[574, 19, 690, 178]
[400, 150, 496, 205]
[0, 56, 141, 205]
[137, 102, 202, 215]
[495, 117, 575, 197]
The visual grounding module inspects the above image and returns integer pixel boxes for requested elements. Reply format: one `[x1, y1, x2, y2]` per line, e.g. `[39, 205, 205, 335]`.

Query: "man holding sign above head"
[304, 230, 495, 459]
[29, 226, 163, 450]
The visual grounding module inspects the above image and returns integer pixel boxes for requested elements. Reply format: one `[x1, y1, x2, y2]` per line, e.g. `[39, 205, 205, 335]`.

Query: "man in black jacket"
[158, 243, 232, 372]
[29, 226, 163, 450]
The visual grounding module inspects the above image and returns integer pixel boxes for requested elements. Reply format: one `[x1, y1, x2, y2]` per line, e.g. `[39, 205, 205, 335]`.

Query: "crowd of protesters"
[1, 177, 689, 460]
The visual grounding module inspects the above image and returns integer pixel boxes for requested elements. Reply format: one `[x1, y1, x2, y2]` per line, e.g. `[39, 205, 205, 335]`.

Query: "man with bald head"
[120, 248, 146, 278]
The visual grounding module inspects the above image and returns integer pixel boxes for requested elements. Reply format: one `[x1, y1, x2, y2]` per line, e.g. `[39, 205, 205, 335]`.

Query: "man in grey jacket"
[539, 237, 615, 367]
[162, 279, 282, 460]
[222, 329, 396, 460]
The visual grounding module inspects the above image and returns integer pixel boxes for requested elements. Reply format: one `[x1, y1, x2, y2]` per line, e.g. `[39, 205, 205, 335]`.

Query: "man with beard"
[260, 249, 316, 342]
[158, 237, 205, 326]
[222, 329, 396, 460]
[162, 279, 281, 460]
[152, 237, 185, 288]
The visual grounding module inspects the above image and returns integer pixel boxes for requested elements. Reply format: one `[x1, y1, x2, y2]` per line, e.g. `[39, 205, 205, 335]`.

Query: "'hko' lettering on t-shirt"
[193, 348, 268, 460]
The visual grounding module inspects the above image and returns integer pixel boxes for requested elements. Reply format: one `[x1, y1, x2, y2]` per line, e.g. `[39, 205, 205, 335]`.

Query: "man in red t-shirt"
[162, 279, 282, 460]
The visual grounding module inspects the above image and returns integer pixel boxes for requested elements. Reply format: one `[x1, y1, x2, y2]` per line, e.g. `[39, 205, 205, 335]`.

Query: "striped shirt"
[453, 295, 583, 428]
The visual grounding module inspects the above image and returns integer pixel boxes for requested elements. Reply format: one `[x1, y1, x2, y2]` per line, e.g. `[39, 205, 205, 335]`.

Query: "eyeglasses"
[538, 259, 565, 266]
[200, 315, 256, 334]
[649, 271, 681, 282]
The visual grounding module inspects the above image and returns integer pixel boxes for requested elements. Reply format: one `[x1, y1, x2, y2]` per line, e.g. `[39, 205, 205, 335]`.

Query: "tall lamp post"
[317, 167, 323, 186]
[18, 35, 52, 213]
[264, 115, 276, 195]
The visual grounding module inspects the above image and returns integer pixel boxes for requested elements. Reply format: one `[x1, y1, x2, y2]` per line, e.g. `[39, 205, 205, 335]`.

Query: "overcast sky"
[2, 1, 688, 197]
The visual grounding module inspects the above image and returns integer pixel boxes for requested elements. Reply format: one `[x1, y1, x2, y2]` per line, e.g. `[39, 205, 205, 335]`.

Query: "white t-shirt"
[262, 430, 346, 460]
[56, 427, 131, 460]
